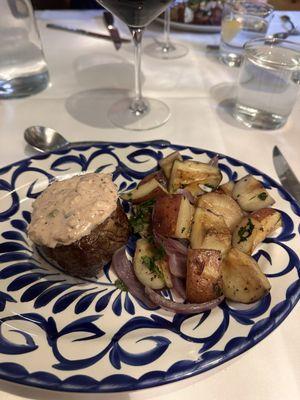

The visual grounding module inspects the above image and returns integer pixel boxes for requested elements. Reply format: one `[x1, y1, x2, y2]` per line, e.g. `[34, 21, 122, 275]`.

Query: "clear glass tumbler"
[0, 0, 49, 98]
[234, 38, 300, 130]
[220, 1, 273, 67]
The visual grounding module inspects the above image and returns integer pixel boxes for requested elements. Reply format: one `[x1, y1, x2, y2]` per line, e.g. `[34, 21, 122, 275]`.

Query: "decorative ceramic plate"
[156, 18, 221, 33]
[0, 142, 299, 393]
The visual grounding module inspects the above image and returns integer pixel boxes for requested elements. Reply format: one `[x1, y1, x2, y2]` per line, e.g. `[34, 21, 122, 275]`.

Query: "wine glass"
[145, 4, 188, 59]
[95, 0, 173, 131]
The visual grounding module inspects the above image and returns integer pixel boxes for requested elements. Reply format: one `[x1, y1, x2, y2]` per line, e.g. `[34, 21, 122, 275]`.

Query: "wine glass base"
[145, 41, 188, 59]
[108, 97, 170, 131]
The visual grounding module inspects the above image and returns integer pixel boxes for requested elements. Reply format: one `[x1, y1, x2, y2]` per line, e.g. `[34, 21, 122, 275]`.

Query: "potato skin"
[186, 249, 223, 303]
[42, 202, 130, 278]
[152, 194, 182, 237]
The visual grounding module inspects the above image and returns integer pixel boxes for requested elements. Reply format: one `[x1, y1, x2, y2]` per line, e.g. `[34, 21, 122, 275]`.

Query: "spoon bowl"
[24, 126, 69, 152]
[24, 125, 172, 153]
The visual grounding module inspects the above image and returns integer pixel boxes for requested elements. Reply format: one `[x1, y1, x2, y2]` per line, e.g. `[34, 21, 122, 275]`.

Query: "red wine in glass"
[96, 0, 173, 130]
[99, 0, 172, 28]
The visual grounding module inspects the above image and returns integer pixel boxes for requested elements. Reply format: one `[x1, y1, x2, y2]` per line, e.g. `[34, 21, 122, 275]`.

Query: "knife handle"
[104, 11, 114, 27]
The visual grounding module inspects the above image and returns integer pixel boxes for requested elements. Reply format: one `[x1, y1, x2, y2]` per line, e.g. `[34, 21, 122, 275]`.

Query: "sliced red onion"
[154, 231, 188, 256]
[168, 253, 187, 278]
[171, 275, 186, 300]
[112, 246, 154, 307]
[208, 155, 219, 168]
[145, 286, 224, 314]
[175, 188, 196, 204]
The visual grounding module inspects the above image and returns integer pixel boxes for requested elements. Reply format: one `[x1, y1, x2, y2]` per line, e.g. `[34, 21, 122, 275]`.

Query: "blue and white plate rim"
[0, 140, 299, 394]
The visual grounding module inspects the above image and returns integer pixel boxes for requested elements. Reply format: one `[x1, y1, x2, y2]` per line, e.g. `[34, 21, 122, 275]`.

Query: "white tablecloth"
[0, 9, 299, 400]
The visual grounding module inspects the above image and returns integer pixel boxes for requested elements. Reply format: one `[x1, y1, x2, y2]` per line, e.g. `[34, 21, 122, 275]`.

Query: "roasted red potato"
[197, 192, 243, 232]
[222, 248, 271, 303]
[232, 175, 275, 212]
[232, 208, 282, 255]
[218, 180, 235, 196]
[182, 181, 205, 197]
[159, 151, 183, 179]
[121, 178, 168, 204]
[152, 194, 194, 239]
[138, 170, 167, 188]
[133, 239, 172, 290]
[190, 208, 231, 256]
[251, 207, 282, 231]
[186, 249, 223, 303]
[169, 160, 222, 193]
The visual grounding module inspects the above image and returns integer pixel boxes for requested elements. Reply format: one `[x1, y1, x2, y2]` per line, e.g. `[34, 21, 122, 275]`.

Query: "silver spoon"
[24, 126, 171, 153]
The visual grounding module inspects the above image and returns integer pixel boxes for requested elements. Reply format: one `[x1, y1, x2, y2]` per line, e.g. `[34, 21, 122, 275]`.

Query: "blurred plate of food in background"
[157, 0, 224, 33]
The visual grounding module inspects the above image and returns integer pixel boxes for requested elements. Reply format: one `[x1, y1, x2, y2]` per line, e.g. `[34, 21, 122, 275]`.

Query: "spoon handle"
[68, 139, 171, 148]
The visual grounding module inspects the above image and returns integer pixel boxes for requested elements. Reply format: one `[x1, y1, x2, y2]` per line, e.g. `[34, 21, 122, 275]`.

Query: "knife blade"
[103, 11, 122, 50]
[46, 23, 130, 44]
[273, 146, 300, 202]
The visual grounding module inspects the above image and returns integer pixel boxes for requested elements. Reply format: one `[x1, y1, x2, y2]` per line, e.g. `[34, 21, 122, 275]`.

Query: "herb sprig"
[114, 279, 128, 292]
[141, 255, 164, 281]
[258, 192, 268, 201]
[129, 199, 155, 236]
[238, 218, 255, 243]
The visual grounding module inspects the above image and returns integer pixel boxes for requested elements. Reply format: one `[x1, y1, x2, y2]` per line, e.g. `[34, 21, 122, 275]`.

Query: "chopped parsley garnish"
[129, 199, 155, 235]
[146, 236, 166, 260]
[153, 244, 166, 260]
[258, 192, 268, 201]
[141, 255, 164, 280]
[147, 235, 155, 245]
[238, 218, 255, 243]
[114, 279, 128, 292]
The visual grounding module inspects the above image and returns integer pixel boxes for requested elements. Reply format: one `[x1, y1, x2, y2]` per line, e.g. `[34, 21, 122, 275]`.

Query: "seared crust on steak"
[42, 202, 130, 278]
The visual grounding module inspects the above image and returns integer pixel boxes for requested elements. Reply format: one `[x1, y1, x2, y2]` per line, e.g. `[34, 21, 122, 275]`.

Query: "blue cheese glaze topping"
[28, 173, 118, 248]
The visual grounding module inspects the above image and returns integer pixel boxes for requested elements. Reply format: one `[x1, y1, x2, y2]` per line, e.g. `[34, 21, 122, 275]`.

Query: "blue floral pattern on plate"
[0, 141, 299, 393]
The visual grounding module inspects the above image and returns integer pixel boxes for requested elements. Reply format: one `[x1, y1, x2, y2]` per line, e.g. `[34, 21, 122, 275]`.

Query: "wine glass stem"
[163, 7, 171, 49]
[130, 27, 147, 116]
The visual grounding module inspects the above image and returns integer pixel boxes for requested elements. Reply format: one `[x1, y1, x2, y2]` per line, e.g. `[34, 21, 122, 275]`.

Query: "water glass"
[220, 1, 273, 67]
[234, 38, 300, 130]
[0, 0, 49, 98]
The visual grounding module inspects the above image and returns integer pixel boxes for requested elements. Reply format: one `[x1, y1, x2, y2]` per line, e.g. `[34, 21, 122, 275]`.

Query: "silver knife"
[273, 146, 300, 202]
[46, 23, 130, 44]
[103, 11, 122, 50]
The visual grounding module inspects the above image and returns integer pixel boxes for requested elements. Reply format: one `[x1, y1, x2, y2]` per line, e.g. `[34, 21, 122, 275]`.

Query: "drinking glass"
[234, 38, 300, 130]
[96, 0, 173, 131]
[220, 1, 273, 67]
[145, 4, 188, 60]
[0, 0, 49, 98]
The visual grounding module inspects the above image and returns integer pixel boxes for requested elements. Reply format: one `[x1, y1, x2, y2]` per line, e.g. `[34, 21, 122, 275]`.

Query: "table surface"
[0, 9, 299, 400]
